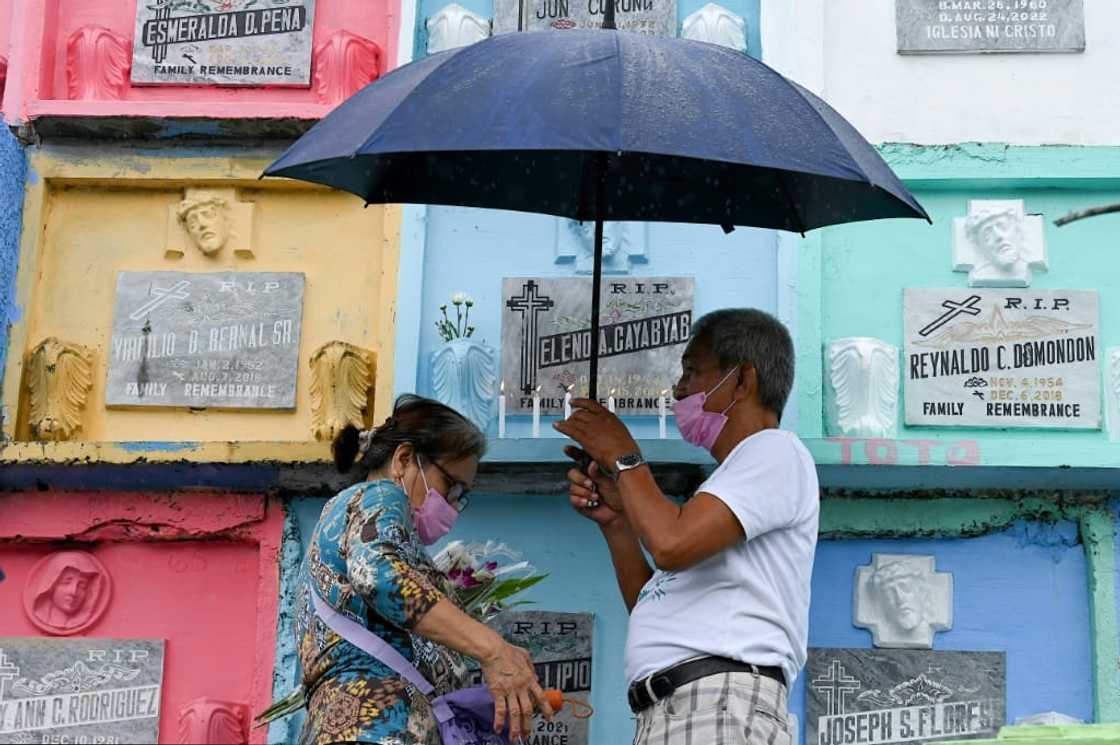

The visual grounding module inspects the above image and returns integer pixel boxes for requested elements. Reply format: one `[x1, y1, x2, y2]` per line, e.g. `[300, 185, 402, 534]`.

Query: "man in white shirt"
[555, 308, 819, 745]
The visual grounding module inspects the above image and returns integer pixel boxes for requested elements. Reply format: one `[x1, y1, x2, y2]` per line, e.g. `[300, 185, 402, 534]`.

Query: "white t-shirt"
[624, 429, 820, 688]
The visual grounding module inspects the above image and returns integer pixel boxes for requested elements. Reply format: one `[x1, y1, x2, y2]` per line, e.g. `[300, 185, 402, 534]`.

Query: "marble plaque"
[132, 0, 317, 86]
[807, 648, 1005, 745]
[903, 289, 1100, 429]
[0, 638, 165, 744]
[500, 277, 693, 414]
[106, 272, 305, 409]
[493, 0, 677, 36]
[468, 612, 593, 745]
[896, 0, 1084, 54]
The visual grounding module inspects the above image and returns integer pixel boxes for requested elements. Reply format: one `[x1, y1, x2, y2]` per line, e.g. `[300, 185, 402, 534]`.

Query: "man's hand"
[564, 446, 625, 519]
[553, 398, 640, 472]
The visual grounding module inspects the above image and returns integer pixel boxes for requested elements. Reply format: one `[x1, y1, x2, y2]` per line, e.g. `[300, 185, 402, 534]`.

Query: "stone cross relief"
[854, 554, 953, 649]
[952, 199, 1047, 288]
[165, 187, 256, 260]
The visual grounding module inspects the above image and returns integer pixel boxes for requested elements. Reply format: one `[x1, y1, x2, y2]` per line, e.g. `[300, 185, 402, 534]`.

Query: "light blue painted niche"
[284, 492, 640, 745]
[411, 205, 782, 440]
[788, 523, 1094, 741]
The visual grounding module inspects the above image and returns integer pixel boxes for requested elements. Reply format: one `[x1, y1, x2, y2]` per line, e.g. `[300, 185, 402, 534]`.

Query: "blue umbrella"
[264, 26, 928, 398]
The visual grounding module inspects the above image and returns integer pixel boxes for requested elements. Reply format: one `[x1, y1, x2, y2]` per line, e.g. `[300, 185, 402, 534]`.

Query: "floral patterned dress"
[295, 479, 471, 745]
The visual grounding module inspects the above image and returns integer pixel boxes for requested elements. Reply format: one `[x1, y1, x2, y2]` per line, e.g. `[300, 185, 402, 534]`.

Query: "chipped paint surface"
[0, 490, 284, 744]
[0, 125, 27, 410]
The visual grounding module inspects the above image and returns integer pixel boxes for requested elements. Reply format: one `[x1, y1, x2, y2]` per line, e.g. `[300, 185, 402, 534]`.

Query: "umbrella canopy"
[266, 29, 926, 232]
[265, 29, 929, 401]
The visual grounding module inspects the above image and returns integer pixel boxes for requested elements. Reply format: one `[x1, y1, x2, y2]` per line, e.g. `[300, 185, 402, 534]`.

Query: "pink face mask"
[673, 368, 738, 451]
[410, 456, 460, 545]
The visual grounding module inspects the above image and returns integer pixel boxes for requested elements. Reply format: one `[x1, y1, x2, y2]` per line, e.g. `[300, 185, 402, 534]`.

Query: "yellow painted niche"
[2, 147, 400, 455]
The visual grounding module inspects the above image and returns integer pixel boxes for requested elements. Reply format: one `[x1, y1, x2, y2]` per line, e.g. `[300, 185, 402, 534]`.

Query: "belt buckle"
[643, 675, 658, 704]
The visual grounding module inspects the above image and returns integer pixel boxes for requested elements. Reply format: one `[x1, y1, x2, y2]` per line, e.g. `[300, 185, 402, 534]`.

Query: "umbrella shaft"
[589, 217, 604, 401]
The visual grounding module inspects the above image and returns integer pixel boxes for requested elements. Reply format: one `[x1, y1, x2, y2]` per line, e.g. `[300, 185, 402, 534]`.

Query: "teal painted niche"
[807, 146, 1120, 453]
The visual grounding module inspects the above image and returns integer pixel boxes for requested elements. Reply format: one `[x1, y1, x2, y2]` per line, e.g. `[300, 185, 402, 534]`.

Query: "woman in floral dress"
[294, 395, 551, 745]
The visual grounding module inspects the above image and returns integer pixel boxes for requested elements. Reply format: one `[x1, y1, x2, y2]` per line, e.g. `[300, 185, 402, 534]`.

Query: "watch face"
[618, 453, 643, 468]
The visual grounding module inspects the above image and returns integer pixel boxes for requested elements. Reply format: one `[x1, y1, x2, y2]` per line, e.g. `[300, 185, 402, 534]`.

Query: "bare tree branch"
[1053, 202, 1120, 227]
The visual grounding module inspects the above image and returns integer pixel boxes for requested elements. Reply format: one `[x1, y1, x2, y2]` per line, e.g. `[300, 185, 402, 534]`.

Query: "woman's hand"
[479, 639, 553, 740]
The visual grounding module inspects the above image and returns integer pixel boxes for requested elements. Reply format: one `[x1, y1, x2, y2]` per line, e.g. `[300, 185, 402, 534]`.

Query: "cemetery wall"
[758, 0, 1120, 734]
[2, 0, 1119, 742]
[762, 0, 1120, 146]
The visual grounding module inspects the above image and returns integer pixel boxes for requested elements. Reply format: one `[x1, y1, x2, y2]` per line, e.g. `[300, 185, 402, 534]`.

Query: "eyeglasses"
[427, 458, 472, 513]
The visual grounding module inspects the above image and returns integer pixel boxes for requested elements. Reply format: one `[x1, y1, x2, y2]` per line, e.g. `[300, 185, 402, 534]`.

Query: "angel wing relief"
[827, 337, 899, 438]
[309, 341, 376, 441]
[26, 338, 94, 441]
[431, 339, 497, 432]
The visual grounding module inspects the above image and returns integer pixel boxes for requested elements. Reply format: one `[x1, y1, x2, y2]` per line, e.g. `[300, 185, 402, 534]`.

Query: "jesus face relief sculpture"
[177, 196, 231, 256]
[854, 553, 953, 649]
[970, 209, 1023, 271]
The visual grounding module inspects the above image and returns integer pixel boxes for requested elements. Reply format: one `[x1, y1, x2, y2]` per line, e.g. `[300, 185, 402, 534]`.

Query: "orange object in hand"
[542, 690, 594, 719]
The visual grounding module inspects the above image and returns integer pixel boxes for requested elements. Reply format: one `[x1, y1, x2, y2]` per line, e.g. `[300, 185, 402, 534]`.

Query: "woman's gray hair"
[691, 309, 794, 418]
[333, 394, 487, 473]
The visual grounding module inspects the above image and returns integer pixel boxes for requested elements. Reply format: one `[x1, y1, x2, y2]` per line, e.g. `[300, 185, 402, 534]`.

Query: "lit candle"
[531, 385, 542, 438]
[658, 389, 669, 439]
[498, 381, 506, 439]
[563, 384, 574, 419]
[607, 388, 616, 414]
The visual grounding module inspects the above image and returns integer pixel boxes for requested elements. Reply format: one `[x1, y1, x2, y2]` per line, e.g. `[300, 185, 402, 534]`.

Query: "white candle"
[563, 385, 574, 419]
[498, 381, 507, 439]
[607, 388, 616, 414]
[531, 386, 542, 438]
[658, 389, 669, 439]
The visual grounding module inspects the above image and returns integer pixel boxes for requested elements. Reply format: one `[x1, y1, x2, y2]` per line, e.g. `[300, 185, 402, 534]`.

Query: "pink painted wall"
[4, 0, 400, 122]
[0, 492, 284, 745]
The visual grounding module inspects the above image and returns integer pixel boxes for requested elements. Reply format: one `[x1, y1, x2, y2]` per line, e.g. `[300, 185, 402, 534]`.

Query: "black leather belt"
[627, 656, 786, 714]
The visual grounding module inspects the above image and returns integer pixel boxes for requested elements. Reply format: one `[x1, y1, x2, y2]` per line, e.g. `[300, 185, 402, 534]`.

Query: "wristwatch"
[612, 452, 647, 480]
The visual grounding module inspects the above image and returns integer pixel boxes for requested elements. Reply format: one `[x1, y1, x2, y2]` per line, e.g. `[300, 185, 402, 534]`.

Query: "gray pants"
[632, 671, 792, 745]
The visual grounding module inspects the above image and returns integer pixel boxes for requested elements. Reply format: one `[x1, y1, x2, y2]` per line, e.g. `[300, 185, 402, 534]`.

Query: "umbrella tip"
[720, 224, 735, 235]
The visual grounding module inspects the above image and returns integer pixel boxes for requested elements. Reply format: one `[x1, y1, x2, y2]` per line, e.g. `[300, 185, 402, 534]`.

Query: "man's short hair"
[691, 308, 794, 418]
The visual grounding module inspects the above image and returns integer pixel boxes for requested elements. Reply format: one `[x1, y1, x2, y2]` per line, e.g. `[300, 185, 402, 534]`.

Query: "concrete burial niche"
[0, 491, 284, 745]
[0, 147, 400, 454]
[1, 0, 399, 134]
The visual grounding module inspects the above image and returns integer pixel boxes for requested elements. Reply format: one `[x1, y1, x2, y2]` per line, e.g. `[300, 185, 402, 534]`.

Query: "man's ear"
[735, 363, 759, 403]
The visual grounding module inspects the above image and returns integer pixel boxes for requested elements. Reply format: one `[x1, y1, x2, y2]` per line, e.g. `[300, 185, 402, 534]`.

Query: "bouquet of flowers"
[432, 540, 548, 622]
